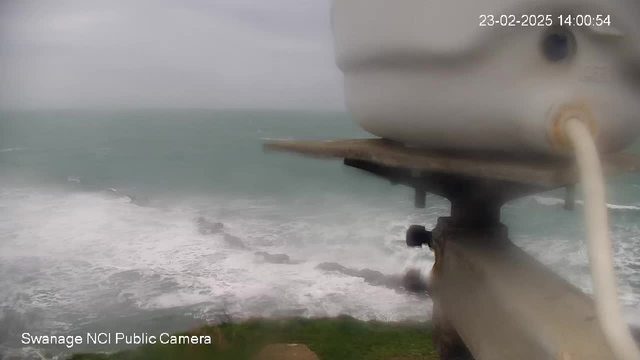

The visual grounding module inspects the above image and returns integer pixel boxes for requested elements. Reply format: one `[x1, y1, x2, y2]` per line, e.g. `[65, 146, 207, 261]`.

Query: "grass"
[69, 316, 437, 360]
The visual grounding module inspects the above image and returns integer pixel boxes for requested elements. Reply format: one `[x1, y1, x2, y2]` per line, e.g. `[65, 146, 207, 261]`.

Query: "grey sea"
[1, 110, 639, 358]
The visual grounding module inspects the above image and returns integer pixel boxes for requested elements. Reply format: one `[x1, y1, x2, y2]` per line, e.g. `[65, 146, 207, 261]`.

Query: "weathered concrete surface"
[265, 138, 637, 187]
[430, 218, 616, 360]
[253, 344, 319, 360]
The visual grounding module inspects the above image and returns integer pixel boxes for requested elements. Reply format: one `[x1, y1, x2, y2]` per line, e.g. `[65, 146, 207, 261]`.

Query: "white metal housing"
[332, 0, 640, 155]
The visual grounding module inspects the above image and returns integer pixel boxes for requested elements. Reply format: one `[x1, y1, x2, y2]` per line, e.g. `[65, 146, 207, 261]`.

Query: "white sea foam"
[531, 196, 565, 206]
[1, 185, 638, 352]
[531, 196, 640, 211]
[0, 186, 434, 347]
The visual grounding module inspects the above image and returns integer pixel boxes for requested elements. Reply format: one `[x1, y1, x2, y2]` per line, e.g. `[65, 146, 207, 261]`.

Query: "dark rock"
[316, 262, 429, 296]
[223, 234, 247, 250]
[317, 262, 386, 285]
[356, 268, 390, 287]
[255, 251, 292, 264]
[196, 216, 224, 235]
[316, 262, 348, 273]
[402, 269, 430, 295]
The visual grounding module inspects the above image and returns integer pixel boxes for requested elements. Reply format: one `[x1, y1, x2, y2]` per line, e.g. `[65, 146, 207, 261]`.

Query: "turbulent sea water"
[0, 110, 639, 358]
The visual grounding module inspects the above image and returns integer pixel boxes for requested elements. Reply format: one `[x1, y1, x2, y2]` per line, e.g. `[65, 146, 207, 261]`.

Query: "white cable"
[564, 118, 640, 360]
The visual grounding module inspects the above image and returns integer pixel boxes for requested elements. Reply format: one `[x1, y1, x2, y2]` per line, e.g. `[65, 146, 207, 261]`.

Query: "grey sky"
[0, 0, 345, 110]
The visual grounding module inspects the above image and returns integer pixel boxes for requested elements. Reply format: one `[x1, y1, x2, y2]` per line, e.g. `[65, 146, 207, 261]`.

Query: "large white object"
[332, 0, 640, 156]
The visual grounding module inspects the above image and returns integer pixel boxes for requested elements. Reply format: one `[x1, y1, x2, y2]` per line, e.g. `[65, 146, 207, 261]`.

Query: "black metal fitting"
[406, 225, 433, 248]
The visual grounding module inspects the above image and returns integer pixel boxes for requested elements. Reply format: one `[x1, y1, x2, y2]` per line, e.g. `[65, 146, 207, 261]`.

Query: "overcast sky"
[0, 0, 345, 110]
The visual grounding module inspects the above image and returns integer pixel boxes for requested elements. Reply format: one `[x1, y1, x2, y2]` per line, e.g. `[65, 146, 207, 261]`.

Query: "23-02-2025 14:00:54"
[480, 14, 612, 27]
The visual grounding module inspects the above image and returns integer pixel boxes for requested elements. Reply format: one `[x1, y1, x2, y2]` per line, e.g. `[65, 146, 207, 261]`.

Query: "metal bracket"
[342, 159, 617, 359]
[264, 138, 639, 360]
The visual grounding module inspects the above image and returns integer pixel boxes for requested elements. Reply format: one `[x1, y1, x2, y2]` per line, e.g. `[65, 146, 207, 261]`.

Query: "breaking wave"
[0, 185, 434, 355]
[530, 196, 640, 212]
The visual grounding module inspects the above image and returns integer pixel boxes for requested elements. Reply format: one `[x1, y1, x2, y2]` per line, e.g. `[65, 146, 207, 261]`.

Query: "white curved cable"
[564, 118, 640, 360]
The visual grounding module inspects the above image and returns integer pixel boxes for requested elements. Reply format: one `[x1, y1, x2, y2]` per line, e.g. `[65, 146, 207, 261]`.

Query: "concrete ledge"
[432, 218, 615, 360]
[265, 138, 638, 187]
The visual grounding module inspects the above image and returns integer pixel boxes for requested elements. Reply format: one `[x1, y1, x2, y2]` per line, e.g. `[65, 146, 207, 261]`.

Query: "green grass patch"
[70, 316, 437, 360]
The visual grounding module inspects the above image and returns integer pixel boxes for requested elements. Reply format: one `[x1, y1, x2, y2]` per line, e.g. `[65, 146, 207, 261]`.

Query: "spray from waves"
[529, 196, 640, 213]
[102, 188, 147, 206]
[194, 217, 430, 295]
[1, 184, 638, 354]
[63, 176, 147, 206]
[0, 184, 434, 355]
[197, 215, 430, 295]
[195, 216, 251, 250]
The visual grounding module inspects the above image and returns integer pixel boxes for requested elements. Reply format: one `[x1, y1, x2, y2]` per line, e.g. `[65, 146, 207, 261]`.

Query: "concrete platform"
[264, 138, 638, 188]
